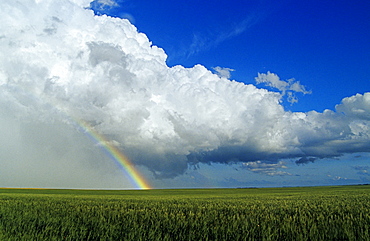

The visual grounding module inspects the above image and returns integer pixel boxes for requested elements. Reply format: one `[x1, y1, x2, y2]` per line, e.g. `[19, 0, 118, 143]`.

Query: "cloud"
[69, 0, 93, 7]
[327, 175, 348, 181]
[181, 10, 264, 59]
[255, 71, 311, 104]
[212, 66, 234, 79]
[295, 157, 316, 165]
[242, 161, 292, 176]
[352, 166, 370, 175]
[95, 0, 118, 6]
[336, 93, 370, 120]
[0, 0, 370, 185]
[89, 0, 135, 23]
[90, 0, 119, 12]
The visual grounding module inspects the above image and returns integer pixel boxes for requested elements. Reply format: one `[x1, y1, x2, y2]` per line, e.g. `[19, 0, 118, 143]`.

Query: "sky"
[0, 0, 369, 189]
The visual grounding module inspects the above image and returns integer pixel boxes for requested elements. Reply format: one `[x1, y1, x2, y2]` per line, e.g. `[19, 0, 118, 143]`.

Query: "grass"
[0, 185, 369, 240]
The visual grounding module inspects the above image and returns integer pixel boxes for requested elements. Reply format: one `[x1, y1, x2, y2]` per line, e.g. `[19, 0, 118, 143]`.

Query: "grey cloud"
[295, 157, 316, 165]
[212, 66, 234, 79]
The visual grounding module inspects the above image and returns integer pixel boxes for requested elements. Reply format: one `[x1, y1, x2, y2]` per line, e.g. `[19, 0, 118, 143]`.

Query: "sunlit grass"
[1, 185, 369, 240]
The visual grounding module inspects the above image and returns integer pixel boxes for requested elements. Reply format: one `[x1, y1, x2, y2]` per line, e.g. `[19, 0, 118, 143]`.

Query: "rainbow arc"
[76, 120, 152, 190]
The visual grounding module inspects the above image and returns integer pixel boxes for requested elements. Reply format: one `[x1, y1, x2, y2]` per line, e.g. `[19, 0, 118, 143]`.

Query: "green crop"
[0, 185, 369, 240]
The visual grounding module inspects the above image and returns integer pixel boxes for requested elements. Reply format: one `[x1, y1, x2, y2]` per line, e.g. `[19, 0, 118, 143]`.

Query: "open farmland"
[1, 185, 369, 240]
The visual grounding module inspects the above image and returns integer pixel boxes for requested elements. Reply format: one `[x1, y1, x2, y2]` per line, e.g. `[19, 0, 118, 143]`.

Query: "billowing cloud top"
[1, 0, 369, 179]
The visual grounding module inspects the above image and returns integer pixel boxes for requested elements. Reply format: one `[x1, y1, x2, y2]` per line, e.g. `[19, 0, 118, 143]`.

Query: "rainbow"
[75, 120, 152, 190]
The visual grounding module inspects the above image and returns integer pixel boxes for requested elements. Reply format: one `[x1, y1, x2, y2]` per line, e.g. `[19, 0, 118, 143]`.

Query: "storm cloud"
[0, 0, 369, 186]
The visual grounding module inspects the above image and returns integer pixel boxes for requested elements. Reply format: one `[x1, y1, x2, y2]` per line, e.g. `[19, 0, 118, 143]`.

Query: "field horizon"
[1, 183, 369, 190]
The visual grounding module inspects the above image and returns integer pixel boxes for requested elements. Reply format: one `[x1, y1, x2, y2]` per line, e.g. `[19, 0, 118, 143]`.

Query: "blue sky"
[0, 0, 369, 189]
[92, 0, 370, 112]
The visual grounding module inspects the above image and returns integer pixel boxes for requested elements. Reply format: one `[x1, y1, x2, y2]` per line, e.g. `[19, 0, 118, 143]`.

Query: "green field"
[1, 185, 369, 240]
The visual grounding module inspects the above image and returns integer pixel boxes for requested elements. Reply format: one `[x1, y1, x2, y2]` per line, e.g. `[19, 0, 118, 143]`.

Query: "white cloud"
[336, 93, 370, 120]
[0, 0, 369, 185]
[68, 0, 93, 7]
[184, 11, 263, 59]
[255, 71, 311, 104]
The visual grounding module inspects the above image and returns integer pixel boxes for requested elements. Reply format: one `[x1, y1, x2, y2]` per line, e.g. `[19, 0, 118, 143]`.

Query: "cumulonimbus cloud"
[0, 0, 369, 181]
